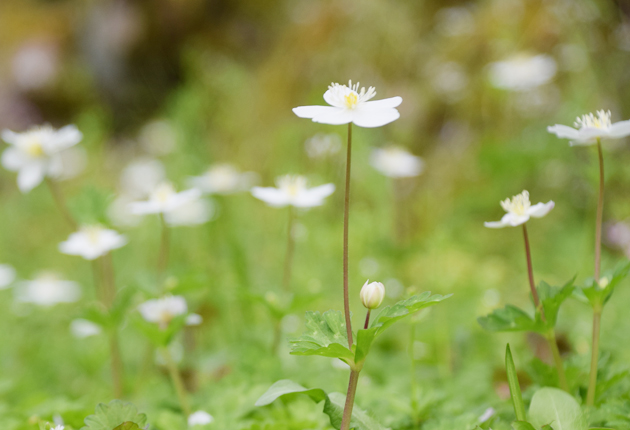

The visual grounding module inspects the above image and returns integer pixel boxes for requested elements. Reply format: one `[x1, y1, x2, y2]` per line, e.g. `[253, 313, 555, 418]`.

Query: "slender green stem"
[110, 333, 124, 398]
[158, 214, 170, 275]
[161, 346, 192, 416]
[46, 178, 77, 230]
[409, 322, 419, 419]
[595, 139, 604, 282]
[587, 308, 602, 406]
[343, 123, 354, 348]
[340, 370, 360, 430]
[282, 206, 295, 291]
[546, 331, 568, 391]
[522, 224, 542, 313]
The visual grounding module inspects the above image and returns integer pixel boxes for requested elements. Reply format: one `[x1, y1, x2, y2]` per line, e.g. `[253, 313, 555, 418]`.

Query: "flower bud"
[360, 280, 385, 310]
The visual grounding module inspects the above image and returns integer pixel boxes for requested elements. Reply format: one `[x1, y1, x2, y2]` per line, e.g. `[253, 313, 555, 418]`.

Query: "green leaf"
[478, 305, 539, 333]
[528, 388, 587, 430]
[512, 421, 537, 430]
[506, 344, 527, 421]
[81, 400, 147, 430]
[354, 292, 450, 366]
[255, 380, 386, 430]
[537, 278, 575, 328]
[289, 311, 354, 364]
[132, 312, 188, 347]
[579, 262, 630, 309]
[254, 379, 326, 406]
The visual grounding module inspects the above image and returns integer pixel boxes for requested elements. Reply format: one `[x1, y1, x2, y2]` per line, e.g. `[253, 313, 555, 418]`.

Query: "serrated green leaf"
[478, 304, 539, 332]
[132, 312, 188, 347]
[324, 392, 386, 430]
[528, 388, 586, 430]
[254, 379, 327, 406]
[506, 344, 526, 422]
[537, 278, 575, 328]
[512, 421, 537, 430]
[113, 423, 141, 430]
[580, 262, 630, 309]
[289, 311, 354, 363]
[81, 400, 147, 430]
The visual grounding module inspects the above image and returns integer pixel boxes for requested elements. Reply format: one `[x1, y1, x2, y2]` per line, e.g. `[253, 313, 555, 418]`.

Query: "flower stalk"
[46, 178, 77, 230]
[282, 206, 295, 291]
[340, 370, 360, 430]
[161, 346, 192, 416]
[158, 214, 170, 275]
[343, 122, 353, 348]
[587, 305, 602, 406]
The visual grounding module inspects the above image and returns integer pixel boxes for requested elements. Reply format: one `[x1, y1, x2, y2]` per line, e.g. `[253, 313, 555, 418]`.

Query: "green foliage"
[290, 293, 450, 369]
[528, 388, 586, 430]
[575, 262, 630, 310]
[83, 287, 136, 331]
[478, 279, 574, 334]
[506, 344, 526, 422]
[512, 421, 537, 430]
[255, 380, 385, 430]
[81, 400, 147, 430]
[131, 313, 188, 347]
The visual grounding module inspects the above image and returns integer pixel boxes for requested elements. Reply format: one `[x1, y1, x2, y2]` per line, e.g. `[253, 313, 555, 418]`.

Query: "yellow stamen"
[344, 93, 358, 108]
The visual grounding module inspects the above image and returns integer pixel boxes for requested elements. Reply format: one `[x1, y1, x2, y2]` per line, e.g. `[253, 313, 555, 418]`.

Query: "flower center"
[344, 93, 358, 109]
[154, 183, 175, 203]
[25, 139, 44, 157]
[83, 226, 102, 244]
[574, 110, 611, 130]
[328, 80, 377, 109]
[277, 175, 307, 196]
[500, 190, 531, 216]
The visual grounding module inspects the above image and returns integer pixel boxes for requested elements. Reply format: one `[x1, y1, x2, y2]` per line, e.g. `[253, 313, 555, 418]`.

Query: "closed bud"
[360, 280, 385, 310]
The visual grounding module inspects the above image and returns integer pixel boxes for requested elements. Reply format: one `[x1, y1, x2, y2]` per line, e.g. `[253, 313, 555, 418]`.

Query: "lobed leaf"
[528, 388, 586, 430]
[254, 380, 326, 407]
[81, 400, 147, 430]
[289, 311, 354, 363]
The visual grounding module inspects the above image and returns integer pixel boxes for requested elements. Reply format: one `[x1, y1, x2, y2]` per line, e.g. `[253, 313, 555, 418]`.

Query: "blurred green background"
[1, 0, 630, 429]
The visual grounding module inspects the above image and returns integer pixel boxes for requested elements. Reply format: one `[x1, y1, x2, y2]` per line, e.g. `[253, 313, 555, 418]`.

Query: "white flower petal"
[361, 96, 403, 110]
[47, 125, 82, 151]
[1, 130, 20, 145]
[547, 124, 579, 140]
[1, 147, 27, 171]
[503, 212, 530, 227]
[292, 105, 338, 119]
[527, 201, 554, 218]
[17, 162, 46, 193]
[352, 108, 400, 128]
[323, 89, 347, 108]
[484, 220, 508, 228]
[311, 108, 354, 125]
[251, 187, 290, 207]
[292, 183, 335, 207]
[577, 127, 606, 143]
[129, 201, 162, 215]
[608, 120, 630, 139]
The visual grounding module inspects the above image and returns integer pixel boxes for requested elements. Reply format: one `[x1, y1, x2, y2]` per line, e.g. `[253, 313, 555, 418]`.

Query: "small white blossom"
[70, 319, 102, 338]
[484, 190, 554, 228]
[360, 280, 386, 310]
[1, 124, 83, 192]
[15, 272, 81, 306]
[548, 110, 630, 146]
[188, 410, 214, 426]
[120, 158, 166, 198]
[304, 133, 342, 159]
[370, 147, 424, 178]
[138, 295, 188, 329]
[488, 54, 556, 92]
[188, 164, 257, 195]
[129, 182, 202, 215]
[252, 175, 334, 208]
[164, 198, 213, 227]
[0, 264, 16, 290]
[59, 225, 127, 260]
[185, 313, 203, 326]
[293, 81, 402, 128]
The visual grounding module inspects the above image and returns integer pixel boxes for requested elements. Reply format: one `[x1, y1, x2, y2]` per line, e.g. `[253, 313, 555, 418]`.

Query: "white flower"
[293, 81, 402, 128]
[129, 182, 202, 215]
[304, 133, 342, 159]
[185, 313, 203, 326]
[120, 158, 166, 198]
[370, 146, 424, 178]
[138, 295, 188, 329]
[484, 190, 554, 228]
[360, 280, 386, 310]
[164, 198, 213, 227]
[188, 411, 214, 426]
[478, 407, 495, 423]
[59, 225, 127, 260]
[251, 175, 335, 208]
[488, 54, 556, 91]
[15, 272, 81, 306]
[51, 426, 65, 430]
[547, 110, 630, 146]
[188, 164, 257, 195]
[70, 319, 102, 338]
[1, 124, 83, 192]
[0, 264, 16, 290]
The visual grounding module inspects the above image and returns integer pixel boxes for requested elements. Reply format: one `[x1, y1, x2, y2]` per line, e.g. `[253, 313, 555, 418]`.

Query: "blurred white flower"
[429, 61, 468, 101]
[435, 7, 475, 37]
[370, 147, 424, 178]
[108, 194, 144, 227]
[138, 295, 188, 329]
[164, 198, 213, 227]
[188, 164, 257, 195]
[605, 221, 630, 259]
[51, 426, 64, 430]
[129, 182, 201, 215]
[304, 133, 342, 159]
[70, 318, 102, 338]
[548, 110, 630, 146]
[488, 54, 556, 91]
[293, 81, 402, 128]
[185, 313, 203, 326]
[59, 225, 127, 260]
[360, 280, 386, 310]
[12, 40, 59, 91]
[138, 120, 177, 156]
[188, 411, 214, 426]
[120, 158, 166, 198]
[1, 124, 83, 192]
[478, 407, 495, 423]
[15, 272, 81, 306]
[252, 175, 334, 208]
[484, 190, 554, 228]
[0, 264, 16, 290]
